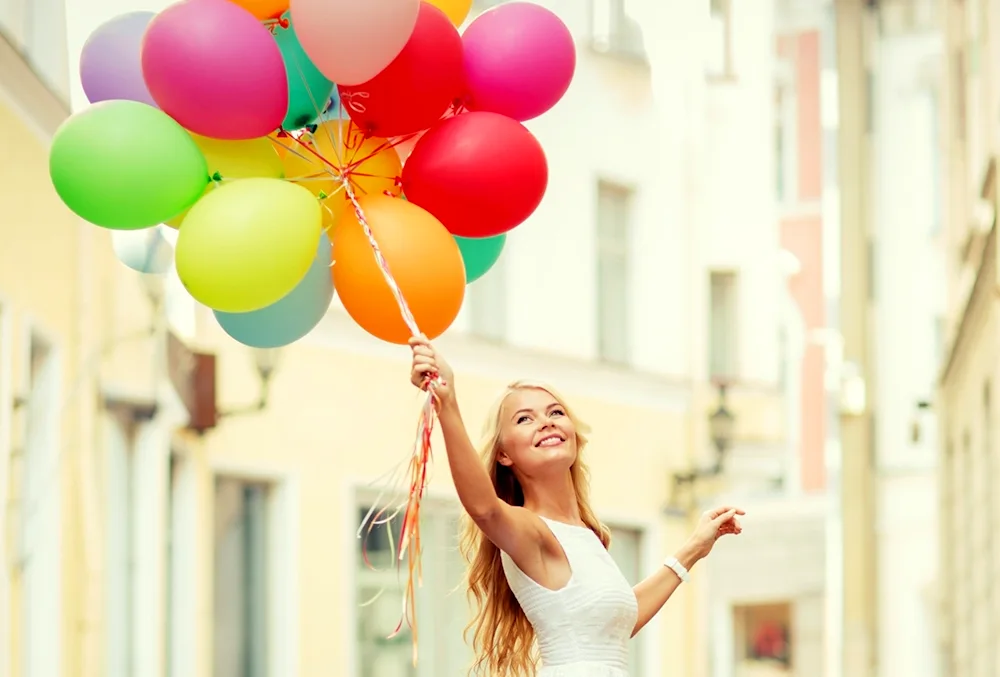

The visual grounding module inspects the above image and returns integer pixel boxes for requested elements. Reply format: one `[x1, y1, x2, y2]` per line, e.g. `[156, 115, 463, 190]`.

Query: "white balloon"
[112, 228, 174, 274]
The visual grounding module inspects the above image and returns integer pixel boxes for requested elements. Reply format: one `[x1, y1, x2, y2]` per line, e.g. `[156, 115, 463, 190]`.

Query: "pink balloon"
[462, 3, 575, 122]
[290, 0, 420, 86]
[141, 0, 288, 140]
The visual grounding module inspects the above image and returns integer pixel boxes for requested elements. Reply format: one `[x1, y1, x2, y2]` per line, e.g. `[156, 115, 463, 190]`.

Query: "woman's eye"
[517, 415, 530, 424]
[551, 409, 565, 417]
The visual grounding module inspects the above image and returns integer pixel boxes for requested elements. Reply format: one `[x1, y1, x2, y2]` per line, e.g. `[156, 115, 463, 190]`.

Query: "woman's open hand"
[408, 334, 455, 408]
[686, 505, 745, 561]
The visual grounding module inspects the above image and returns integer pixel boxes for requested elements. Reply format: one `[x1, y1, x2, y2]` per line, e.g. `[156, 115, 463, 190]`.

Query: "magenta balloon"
[462, 3, 576, 122]
[141, 0, 288, 139]
[80, 12, 158, 107]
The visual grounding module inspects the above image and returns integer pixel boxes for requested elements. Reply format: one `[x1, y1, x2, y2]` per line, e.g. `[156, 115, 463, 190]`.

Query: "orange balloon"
[332, 195, 465, 344]
[230, 0, 288, 20]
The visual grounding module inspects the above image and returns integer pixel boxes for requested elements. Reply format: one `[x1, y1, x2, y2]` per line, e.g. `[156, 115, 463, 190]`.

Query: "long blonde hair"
[458, 380, 610, 677]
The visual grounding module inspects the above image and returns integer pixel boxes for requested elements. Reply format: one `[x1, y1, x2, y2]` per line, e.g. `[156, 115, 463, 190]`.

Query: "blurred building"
[697, 1, 833, 675]
[938, 0, 1000, 674]
[3, 3, 795, 677]
[868, 2, 944, 676]
[0, 7, 179, 677]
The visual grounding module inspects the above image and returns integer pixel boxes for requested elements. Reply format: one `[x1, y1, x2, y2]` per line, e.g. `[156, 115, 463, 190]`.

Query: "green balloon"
[455, 234, 506, 284]
[49, 100, 209, 230]
[274, 12, 336, 131]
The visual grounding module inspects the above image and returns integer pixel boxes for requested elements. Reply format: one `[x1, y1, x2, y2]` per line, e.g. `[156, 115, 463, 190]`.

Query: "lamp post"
[671, 383, 736, 499]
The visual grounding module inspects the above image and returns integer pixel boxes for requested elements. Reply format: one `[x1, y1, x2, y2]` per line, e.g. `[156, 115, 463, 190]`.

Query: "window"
[706, 0, 734, 79]
[774, 74, 798, 204]
[709, 271, 739, 380]
[15, 332, 61, 677]
[105, 412, 137, 677]
[0, 302, 10, 673]
[467, 251, 508, 342]
[355, 500, 471, 677]
[733, 603, 792, 674]
[608, 525, 645, 676]
[214, 478, 272, 677]
[590, 0, 645, 60]
[952, 49, 967, 141]
[980, 383, 997, 672]
[596, 181, 632, 363]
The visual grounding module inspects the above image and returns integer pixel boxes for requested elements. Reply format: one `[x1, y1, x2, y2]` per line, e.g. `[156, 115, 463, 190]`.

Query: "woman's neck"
[521, 471, 582, 524]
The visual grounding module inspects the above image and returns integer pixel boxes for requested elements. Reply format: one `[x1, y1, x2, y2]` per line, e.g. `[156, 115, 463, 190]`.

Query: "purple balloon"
[80, 11, 158, 108]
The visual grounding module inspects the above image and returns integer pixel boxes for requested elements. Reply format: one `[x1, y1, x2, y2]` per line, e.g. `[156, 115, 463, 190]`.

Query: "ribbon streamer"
[340, 175, 439, 667]
[269, 114, 435, 665]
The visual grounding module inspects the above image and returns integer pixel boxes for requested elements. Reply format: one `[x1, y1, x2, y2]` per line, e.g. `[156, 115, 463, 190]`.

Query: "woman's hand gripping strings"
[408, 334, 455, 409]
[407, 335, 552, 568]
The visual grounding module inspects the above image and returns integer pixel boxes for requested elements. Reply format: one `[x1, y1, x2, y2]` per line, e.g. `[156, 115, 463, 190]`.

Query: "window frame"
[348, 487, 473, 677]
[706, 0, 735, 82]
[595, 179, 634, 365]
[206, 458, 301, 677]
[0, 297, 12, 676]
[466, 248, 509, 343]
[12, 316, 63, 677]
[708, 270, 740, 381]
[588, 0, 647, 61]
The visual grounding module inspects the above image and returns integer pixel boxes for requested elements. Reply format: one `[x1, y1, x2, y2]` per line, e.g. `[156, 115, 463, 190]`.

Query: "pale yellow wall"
[1, 95, 159, 677]
[938, 259, 1000, 676]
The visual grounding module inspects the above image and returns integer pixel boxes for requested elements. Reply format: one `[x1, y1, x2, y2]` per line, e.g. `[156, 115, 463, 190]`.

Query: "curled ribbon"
[340, 90, 370, 115]
[339, 175, 438, 667]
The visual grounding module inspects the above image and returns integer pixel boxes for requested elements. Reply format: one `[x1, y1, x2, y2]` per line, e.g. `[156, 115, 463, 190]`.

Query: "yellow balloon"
[175, 178, 322, 313]
[164, 134, 285, 228]
[279, 121, 402, 219]
[427, 0, 472, 26]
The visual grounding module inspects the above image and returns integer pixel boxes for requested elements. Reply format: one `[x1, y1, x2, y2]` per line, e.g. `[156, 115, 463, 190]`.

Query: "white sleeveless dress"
[500, 516, 639, 677]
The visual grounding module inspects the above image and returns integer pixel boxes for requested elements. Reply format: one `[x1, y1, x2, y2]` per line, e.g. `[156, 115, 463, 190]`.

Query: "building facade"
[869, 2, 944, 676]
[3, 2, 795, 677]
[938, 0, 1000, 675]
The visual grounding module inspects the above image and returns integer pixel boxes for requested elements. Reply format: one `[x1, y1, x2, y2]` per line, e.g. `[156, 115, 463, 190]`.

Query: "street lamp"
[708, 383, 735, 470]
[217, 347, 282, 419]
[671, 383, 736, 495]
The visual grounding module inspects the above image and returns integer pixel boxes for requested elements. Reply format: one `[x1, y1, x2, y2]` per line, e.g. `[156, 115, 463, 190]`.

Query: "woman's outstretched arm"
[630, 505, 744, 636]
[409, 336, 546, 559]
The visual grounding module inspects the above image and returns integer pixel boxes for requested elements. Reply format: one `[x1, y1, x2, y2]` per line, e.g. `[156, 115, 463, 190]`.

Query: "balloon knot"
[305, 124, 318, 134]
[211, 171, 223, 182]
[318, 191, 329, 200]
[394, 176, 403, 188]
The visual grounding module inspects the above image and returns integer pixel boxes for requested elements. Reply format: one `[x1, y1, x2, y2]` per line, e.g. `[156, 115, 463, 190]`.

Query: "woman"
[409, 335, 744, 677]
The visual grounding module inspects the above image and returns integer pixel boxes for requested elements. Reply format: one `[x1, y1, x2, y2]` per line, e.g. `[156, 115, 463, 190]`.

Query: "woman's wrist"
[673, 539, 706, 571]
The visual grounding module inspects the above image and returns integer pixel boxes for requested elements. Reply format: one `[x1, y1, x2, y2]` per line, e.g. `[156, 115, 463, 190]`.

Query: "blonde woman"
[409, 335, 744, 677]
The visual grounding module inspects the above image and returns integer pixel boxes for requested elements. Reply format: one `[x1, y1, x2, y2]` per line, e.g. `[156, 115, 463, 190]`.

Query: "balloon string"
[342, 175, 439, 668]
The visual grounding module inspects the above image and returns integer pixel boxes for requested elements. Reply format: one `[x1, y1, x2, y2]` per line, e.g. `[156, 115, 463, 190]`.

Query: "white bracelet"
[663, 556, 690, 583]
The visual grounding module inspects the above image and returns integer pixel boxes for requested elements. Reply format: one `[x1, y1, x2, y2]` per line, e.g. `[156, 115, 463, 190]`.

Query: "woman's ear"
[497, 451, 514, 467]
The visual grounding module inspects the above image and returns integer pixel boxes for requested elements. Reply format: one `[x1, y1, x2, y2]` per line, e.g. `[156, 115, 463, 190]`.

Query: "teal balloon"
[274, 12, 336, 131]
[455, 234, 506, 284]
[111, 228, 173, 274]
[48, 100, 208, 229]
[214, 233, 334, 348]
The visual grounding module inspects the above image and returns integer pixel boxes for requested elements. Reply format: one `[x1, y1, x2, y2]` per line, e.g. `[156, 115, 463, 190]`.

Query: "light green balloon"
[49, 100, 209, 230]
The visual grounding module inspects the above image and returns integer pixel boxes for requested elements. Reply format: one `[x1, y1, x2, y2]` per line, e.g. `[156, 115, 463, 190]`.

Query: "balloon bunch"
[49, 0, 575, 658]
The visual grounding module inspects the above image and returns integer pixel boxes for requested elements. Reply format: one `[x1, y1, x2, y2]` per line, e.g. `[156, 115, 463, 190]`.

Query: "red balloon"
[402, 111, 548, 238]
[337, 2, 463, 138]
